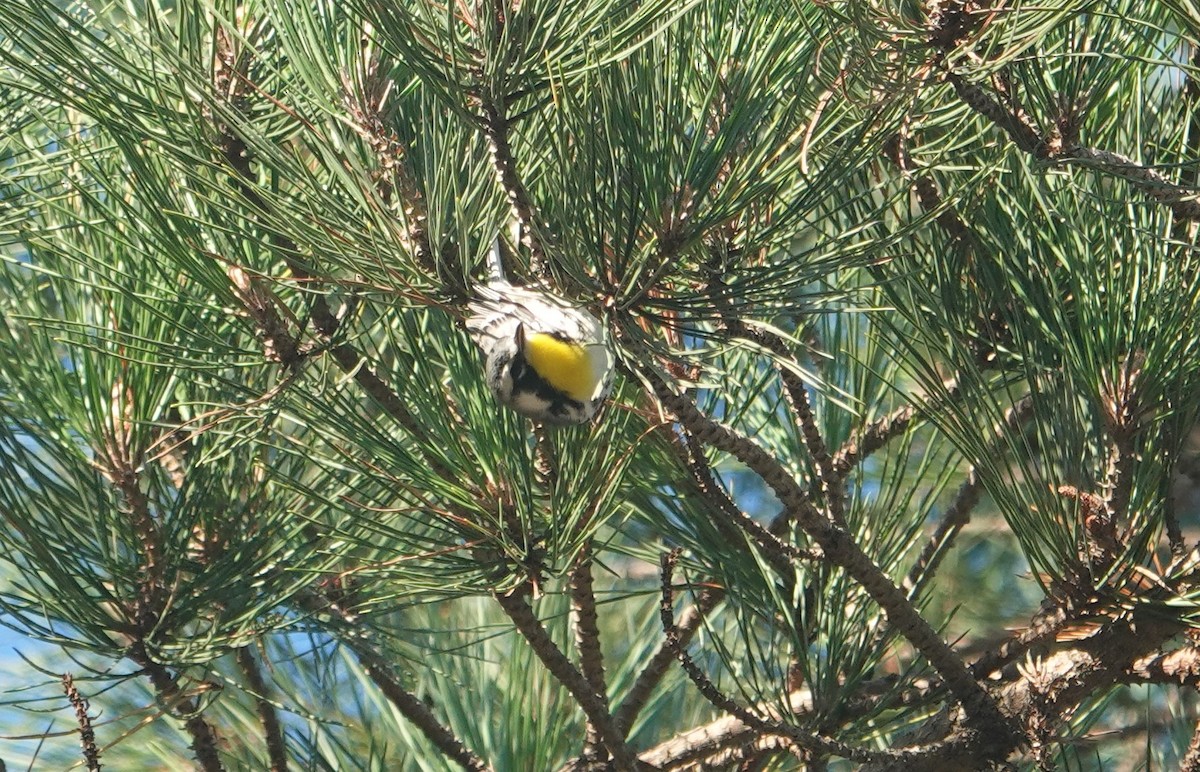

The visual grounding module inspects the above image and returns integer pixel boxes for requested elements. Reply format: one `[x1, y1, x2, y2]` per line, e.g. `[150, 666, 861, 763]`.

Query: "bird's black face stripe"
[510, 354, 526, 379]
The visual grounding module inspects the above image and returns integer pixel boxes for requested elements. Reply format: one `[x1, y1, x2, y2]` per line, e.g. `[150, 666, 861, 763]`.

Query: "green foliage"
[2, 0, 1200, 769]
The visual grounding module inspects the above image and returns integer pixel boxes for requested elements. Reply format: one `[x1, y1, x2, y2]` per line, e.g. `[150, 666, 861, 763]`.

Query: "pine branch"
[1061, 147, 1200, 222]
[356, 649, 491, 771]
[638, 709, 791, 770]
[611, 425, 758, 743]
[211, 60, 459, 481]
[94, 375, 165, 638]
[901, 469, 981, 599]
[224, 263, 303, 366]
[1177, 718, 1200, 772]
[494, 590, 642, 770]
[908, 599, 1190, 767]
[884, 122, 975, 252]
[994, 608, 1184, 757]
[1123, 645, 1200, 687]
[658, 551, 961, 768]
[1167, 502, 1188, 559]
[93, 376, 229, 772]
[969, 602, 1071, 680]
[641, 674, 949, 769]
[1100, 354, 1144, 526]
[927, 2, 1200, 224]
[829, 378, 963, 482]
[235, 645, 288, 772]
[945, 71, 1045, 156]
[942, 57, 1200, 222]
[296, 591, 493, 771]
[677, 428, 820, 570]
[641, 366, 1017, 754]
[613, 420, 810, 744]
[127, 642, 224, 772]
[645, 729, 798, 770]
[340, 57, 460, 295]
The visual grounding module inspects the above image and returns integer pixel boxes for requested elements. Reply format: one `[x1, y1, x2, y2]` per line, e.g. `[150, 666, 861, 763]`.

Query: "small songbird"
[466, 239, 614, 425]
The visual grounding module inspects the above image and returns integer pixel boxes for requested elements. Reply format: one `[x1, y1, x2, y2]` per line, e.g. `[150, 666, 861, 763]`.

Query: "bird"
[466, 239, 614, 425]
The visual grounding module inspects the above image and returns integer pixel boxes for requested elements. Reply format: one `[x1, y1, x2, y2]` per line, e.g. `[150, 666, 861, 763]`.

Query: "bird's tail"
[486, 237, 506, 285]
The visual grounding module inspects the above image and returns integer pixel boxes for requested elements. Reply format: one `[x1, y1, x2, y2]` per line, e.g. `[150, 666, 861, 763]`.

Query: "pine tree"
[3, 1, 1200, 769]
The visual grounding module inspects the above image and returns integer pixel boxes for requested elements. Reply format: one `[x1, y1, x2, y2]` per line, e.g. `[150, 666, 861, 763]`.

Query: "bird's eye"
[510, 357, 526, 378]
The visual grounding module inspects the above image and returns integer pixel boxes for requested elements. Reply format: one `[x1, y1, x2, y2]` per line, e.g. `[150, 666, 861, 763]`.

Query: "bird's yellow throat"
[524, 332, 600, 402]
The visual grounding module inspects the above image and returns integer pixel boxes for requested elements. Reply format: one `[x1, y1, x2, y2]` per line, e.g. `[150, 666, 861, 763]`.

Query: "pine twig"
[570, 544, 610, 764]
[62, 673, 101, 772]
[213, 29, 445, 443]
[213, 96, 457, 481]
[1062, 147, 1200, 222]
[95, 375, 166, 638]
[969, 603, 1070, 680]
[479, 99, 549, 276]
[901, 469, 982, 599]
[945, 71, 1200, 222]
[929, 2, 1200, 221]
[96, 264, 217, 772]
[638, 710, 790, 770]
[779, 366, 840, 521]
[1123, 645, 1200, 688]
[355, 648, 491, 772]
[1174, 719, 1200, 772]
[235, 645, 289, 772]
[830, 404, 916, 479]
[1164, 426, 1196, 558]
[613, 586, 725, 738]
[612, 422, 797, 739]
[830, 377, 964, 483]
[1100, 354, 1144, 526]
[731, 323, 845, 526]
[945, 71, 1044, 155]
[641, 674, 947, 769]
[993, 608, 1184, 758]
[903, 396, 1033, 599]
[870, 600, 1183, 772]
[224, 263, 303, 366]
[340, 56, 458, 293]
[884, 122, 975, 252]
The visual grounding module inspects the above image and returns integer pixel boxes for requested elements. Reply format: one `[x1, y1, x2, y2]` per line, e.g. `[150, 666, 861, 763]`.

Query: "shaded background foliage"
[2, 0, 1200, 769]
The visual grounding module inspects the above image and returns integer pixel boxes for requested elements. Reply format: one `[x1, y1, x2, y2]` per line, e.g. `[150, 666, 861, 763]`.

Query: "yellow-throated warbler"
[467, 239, 614, 424]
